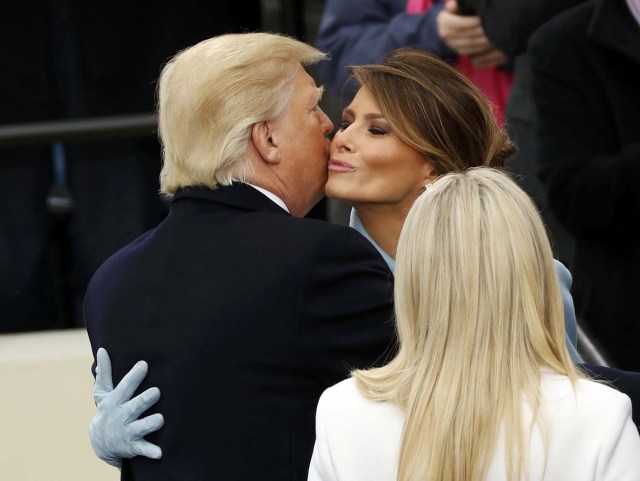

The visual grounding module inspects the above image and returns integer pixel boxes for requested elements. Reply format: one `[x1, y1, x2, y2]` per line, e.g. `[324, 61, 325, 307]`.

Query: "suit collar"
[171, 183, 290, 215]
[590, 0, 640, 62]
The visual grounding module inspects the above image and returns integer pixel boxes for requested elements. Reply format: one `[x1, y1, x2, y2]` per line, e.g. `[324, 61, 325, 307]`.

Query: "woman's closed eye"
[339, 121, 388, 136]
[368, 126, 388, 136]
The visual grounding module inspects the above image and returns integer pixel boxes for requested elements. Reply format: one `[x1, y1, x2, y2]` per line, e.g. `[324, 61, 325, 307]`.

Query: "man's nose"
[320, 109, 334, 135]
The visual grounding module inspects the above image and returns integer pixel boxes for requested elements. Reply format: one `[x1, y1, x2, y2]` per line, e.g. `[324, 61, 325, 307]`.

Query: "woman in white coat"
[309, 168, 640, 481]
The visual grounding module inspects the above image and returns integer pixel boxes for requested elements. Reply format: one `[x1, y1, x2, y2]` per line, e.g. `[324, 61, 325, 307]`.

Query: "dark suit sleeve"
[529, 13, 640, 242]
[295, 226, 396, 387]
[475, 0, 583, 56]
[315, 0, 455, 96]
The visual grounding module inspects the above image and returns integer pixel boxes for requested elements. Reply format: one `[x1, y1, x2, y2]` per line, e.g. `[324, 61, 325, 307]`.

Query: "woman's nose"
[332, 128, 352, 153]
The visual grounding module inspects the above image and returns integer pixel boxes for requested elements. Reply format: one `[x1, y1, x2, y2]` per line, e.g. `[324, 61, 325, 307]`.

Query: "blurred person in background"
[315, 0, 512, 124]
[529, 0, 640, 370]
[474, 0, 583, 271]
[316, 0, 583, 272]
[0, 0, 261, 332]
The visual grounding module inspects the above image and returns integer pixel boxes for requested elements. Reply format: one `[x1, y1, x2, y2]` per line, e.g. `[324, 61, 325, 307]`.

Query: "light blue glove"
[89, 347, 164, 468]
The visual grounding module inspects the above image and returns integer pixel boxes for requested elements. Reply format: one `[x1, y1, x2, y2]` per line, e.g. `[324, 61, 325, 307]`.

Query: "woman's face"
[325, 87, 435, 209]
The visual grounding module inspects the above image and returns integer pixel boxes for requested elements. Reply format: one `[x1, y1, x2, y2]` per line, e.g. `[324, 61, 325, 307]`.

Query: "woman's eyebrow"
[342, 107, 385, 120]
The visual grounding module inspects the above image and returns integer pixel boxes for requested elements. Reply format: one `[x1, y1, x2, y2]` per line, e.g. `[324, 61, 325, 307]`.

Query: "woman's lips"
[328, 159, 356, 172]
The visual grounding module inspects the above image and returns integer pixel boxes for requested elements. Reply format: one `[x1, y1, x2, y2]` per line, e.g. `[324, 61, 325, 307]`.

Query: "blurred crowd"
[1, 0, 638, 371]
[314, 0, 640, 370]
[0, 0, 262, 332]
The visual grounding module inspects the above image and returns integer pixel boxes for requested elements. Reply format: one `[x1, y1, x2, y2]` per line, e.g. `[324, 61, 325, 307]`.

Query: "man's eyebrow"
[342, 107, 385, 120]
[315, 86, 325, 102]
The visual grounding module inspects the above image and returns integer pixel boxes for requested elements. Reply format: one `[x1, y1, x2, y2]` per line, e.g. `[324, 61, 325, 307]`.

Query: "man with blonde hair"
[84, 32, 394, 480]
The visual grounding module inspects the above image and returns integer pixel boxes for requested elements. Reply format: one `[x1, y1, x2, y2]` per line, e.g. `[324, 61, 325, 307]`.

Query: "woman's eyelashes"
[368, 126, 388, 136]
[338, 120, 389, 136]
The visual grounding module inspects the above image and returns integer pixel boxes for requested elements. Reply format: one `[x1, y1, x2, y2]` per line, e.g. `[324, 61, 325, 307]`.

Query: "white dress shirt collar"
[245, 183, 290, 213]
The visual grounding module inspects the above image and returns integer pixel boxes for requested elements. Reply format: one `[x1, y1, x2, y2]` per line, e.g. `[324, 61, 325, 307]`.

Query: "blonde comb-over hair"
[157, 32, 327, 195]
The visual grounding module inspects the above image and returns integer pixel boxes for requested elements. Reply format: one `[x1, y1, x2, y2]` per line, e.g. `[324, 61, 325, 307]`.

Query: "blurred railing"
[0, 113, 157, 147]
[577, 323, 614, 367]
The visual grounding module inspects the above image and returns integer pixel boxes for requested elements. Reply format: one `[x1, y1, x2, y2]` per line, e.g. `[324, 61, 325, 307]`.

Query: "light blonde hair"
[157, 32, 327, 195]
[353, 168, 581, 481]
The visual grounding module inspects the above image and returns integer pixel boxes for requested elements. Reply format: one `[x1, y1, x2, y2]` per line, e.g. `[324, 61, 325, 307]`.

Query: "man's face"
[271, 66, 334, 216]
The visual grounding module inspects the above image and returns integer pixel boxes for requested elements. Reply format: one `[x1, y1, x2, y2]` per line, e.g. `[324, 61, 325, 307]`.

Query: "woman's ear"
[421, 160, 439, 184]
[251, 121, 281, 165]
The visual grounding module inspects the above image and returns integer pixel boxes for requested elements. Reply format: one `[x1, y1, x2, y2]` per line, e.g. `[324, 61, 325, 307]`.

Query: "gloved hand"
[89, 347, 164, 468]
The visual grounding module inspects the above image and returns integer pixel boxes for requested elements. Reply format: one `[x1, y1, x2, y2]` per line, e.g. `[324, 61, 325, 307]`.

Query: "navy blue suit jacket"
[84, 183, 395, 481]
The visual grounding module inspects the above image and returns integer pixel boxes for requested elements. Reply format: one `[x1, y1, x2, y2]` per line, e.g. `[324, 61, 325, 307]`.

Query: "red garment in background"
[406, 0, 513, 125]
[406, 0, 433, 14]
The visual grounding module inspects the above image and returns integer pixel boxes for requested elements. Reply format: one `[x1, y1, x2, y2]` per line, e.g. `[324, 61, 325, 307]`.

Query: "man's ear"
[251, 121, 281, 165]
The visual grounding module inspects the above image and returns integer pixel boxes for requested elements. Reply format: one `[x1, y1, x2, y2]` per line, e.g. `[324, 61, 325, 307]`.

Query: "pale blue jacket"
[349, 209, 582, 363]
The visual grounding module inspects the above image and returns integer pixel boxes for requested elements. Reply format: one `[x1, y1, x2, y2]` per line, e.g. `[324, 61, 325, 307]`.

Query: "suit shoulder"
[87, 228, 156, 285]
[283, 217, 388, 264]
[278, 215, 367, 243]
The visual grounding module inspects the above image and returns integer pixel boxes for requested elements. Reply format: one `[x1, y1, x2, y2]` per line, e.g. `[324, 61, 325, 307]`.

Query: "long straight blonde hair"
[353, 168, 581, 481]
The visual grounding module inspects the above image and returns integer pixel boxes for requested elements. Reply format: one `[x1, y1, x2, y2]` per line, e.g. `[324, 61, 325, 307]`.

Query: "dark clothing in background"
[85, 183, 395, 480]
[0, 1, 261, 332]
[531, 0, 640, 369]
[474, 0, 583, 269]
[476, 0, 584, 58]
[315, 0, 455, 99]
